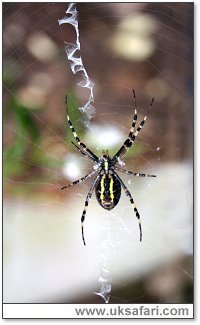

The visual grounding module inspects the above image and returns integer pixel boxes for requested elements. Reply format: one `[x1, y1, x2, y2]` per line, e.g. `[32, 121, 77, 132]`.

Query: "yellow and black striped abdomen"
[95, 174, 121, 210]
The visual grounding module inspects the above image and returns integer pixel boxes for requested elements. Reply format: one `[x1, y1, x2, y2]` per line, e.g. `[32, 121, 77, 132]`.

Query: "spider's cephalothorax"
[61, 90, 156, 246]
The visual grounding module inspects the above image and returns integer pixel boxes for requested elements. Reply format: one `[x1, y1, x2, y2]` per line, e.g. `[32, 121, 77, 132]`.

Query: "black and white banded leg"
[129, 89, 138, 134]
[81, 174, 101, 246]
[65, 95, 98, 162]
[133, 97, 154, 138]
[60, 170, 97, 190]
[71, 141, 94, 161]
[114, 172, 142, 242]
[115, 167, 156, 178]
[112, 96, 154, 163]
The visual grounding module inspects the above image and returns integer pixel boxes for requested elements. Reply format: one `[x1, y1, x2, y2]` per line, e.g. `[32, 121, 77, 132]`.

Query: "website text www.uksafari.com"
[74, 304, 193, 319]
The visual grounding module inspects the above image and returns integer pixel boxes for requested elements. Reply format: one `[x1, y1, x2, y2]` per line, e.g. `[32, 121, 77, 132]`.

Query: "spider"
[61, 90, 156, 245]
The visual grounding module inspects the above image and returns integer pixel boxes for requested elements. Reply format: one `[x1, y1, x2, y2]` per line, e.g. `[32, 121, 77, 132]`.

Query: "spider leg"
[71, 141, 87, 156]
[81, 174, 101, 246]
[129, 89, 138, 133]
[65, 95, 98, 162]
[60, 170, 97, 190]
[115, 167, 156, 178]
[112, 95, 154, 163]
[71, 141, 94, 161]
[114, 172, 142, 242]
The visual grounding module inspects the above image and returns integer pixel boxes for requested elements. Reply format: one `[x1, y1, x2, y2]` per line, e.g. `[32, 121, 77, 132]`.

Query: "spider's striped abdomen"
[95, 174, 121, 210]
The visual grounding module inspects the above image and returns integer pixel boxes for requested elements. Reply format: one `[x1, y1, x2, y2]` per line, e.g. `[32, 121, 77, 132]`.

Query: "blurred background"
[3, 2, 193, 304]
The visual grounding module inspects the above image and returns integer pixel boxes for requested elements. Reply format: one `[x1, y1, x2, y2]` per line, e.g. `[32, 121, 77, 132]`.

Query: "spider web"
[3, 2, 193, 305]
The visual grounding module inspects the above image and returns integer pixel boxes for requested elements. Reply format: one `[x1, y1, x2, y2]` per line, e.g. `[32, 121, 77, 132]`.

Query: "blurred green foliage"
[3, 92, 88, 182]
[4, 96, 40, 177]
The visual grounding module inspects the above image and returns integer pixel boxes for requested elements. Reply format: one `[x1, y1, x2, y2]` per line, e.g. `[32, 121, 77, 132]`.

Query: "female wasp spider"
[61, 90, 156, 245]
